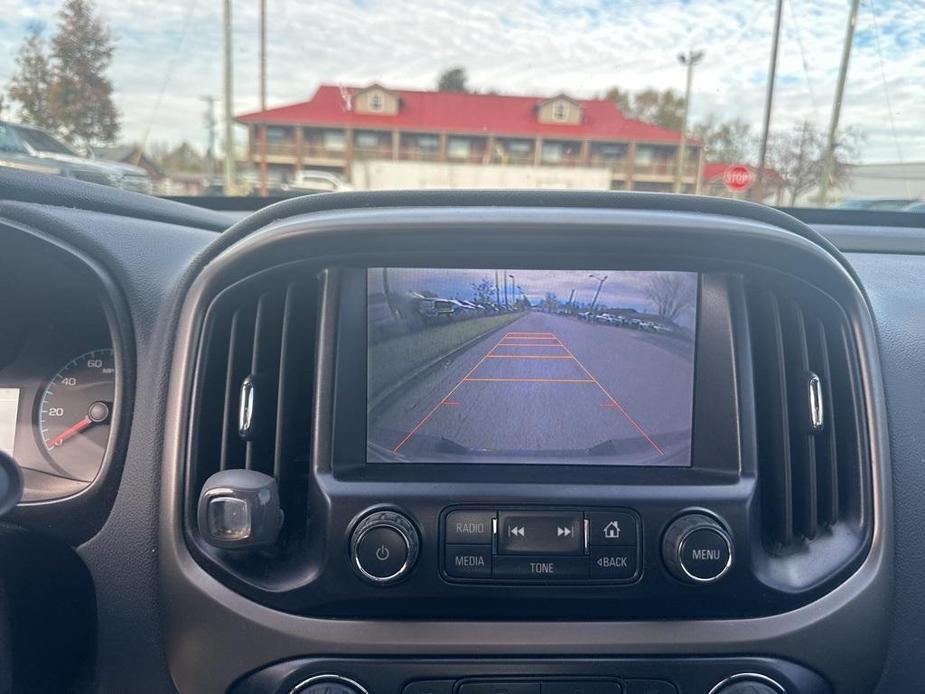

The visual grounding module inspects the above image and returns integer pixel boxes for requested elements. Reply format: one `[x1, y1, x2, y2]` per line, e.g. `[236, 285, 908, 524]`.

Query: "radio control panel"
[441, 507, 642, 583]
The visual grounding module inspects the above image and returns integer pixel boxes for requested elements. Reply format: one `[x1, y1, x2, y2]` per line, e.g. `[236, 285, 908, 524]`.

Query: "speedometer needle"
[47, 416, 92, 449]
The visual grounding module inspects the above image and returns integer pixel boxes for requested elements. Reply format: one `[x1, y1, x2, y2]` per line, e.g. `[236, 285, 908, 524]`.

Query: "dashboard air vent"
[187, 271, 319, 551]
[747, 282, 868, 553]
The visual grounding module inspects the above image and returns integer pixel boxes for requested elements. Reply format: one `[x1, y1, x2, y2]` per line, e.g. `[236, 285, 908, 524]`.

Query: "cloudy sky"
[1, 0, 922, 163]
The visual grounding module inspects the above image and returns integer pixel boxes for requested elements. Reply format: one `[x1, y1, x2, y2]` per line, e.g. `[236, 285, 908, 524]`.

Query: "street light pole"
[222, 0, 236, 195]
[753, 0, 784, 202]
[818, 0, 861, 207]
[588, 274, 608, 313]
[508, 274, 516, 308]
[674, 50, 704, 194]
[200, 95, 218, 178]
[258, 0, 268, 197]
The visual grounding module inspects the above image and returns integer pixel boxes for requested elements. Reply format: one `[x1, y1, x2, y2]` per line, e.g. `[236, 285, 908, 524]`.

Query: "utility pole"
[200, 95, 218, 178]
[258, 0, 268, 197]
[508, 275, 516, 308]
[494, 270, 501, 305]
[753, 0, 784, 202]
[222, 0, 237, 195]
[588, 274, 608, 313]
[673, 50, 704, 194]
[818, 0, 860, 207]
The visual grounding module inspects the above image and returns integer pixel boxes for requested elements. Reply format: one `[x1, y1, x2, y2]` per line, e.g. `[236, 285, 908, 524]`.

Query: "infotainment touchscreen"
[367, 268, 697, 466]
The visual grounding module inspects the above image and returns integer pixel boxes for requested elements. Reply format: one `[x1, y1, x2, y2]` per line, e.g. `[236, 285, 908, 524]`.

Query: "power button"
[350, 510, 420, 584]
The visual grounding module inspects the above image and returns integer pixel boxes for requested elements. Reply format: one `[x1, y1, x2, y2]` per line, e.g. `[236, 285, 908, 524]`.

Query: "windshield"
[0, 125, 26, 154]
[0, 0, 922, 209]
[13, 126, 77, 156]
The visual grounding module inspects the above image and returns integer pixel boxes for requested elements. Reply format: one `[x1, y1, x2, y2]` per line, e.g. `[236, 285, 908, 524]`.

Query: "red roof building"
[236, 84, 704, 192]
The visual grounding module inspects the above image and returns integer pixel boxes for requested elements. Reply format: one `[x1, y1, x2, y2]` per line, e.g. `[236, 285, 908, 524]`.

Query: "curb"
[368, 314, 525, 418]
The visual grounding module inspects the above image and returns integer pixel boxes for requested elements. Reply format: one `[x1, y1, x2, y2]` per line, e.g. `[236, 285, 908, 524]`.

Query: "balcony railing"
[303, 144, 347, 160]
[398, 148, 442, 162]
[353, 145, 393, 160]
[633, 160, 699, 178]
[262, 142, 296, 157]
[250, 140, 701, 179]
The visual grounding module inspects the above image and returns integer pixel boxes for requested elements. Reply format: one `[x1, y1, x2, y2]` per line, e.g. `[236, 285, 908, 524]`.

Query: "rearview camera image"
[367, 268, 697, 466]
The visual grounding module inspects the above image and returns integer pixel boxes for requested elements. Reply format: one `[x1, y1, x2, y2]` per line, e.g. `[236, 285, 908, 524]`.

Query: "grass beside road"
[369, 312, 524, 399]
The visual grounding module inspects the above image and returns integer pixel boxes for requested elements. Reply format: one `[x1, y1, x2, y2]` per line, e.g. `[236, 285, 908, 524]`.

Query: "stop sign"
[723, 165, 754, 193]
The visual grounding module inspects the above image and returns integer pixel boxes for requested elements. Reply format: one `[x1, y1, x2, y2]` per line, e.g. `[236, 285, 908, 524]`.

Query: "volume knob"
[349, 510, 420, 585]
[662, 513, 733, 584]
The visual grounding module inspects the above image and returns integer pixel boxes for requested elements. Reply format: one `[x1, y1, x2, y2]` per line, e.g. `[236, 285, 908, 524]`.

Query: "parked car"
[415, 297, 456, 320]
[3, 121, 152, 193]
[903, 201, 925, 213]
[1, 122, 112, 187]
[834, 198, 918, 211]
[284, 170, 355, 194]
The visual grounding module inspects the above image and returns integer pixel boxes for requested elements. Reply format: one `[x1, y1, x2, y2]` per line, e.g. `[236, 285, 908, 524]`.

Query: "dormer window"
[369, 92, 385, 112]
[538, 95, 581, 125]
[552, 101, 569, 122]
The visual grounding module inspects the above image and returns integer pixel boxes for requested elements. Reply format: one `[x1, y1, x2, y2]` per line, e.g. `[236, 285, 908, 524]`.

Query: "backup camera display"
[367, 268, 697, 466]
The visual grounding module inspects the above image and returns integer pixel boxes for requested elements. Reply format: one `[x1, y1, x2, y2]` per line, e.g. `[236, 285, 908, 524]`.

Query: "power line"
[136, 0, 200, 162]
[785, 0, 820, 121]
[865, 0, 911, 196]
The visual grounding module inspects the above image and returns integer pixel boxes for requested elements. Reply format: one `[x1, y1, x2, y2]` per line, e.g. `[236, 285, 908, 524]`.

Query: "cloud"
[0, 0, 922, 163]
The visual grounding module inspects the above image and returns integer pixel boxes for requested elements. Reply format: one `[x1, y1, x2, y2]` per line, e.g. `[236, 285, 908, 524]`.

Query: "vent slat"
[752, 288, 794, 547]
[807, 317, 839, 526]
[781, 301, 818, 540]
[220, 307, 254, 471]
[831, 322, 865, 518]
[245, 291, 284, 474]
[750, 279, 866, 554]
[188, 271, 320, 557]
[274, 282, 316, 480]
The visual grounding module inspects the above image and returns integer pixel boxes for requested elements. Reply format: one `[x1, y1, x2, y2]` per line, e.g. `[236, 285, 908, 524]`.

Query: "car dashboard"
[0, 171, 924, 694]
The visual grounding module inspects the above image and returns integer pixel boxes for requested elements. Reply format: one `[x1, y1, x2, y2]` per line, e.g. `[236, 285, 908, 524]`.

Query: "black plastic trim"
[0, 219, 136, 545]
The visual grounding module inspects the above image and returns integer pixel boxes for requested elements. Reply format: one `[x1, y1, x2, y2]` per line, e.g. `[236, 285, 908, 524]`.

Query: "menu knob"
[662, 513, 733, 584]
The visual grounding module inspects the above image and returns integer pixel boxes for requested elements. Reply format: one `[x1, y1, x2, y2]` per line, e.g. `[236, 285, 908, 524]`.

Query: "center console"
[160, 196, 889, 694]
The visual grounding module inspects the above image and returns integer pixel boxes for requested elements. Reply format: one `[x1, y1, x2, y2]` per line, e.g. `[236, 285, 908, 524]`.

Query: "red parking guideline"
[391, 329, 663, 455]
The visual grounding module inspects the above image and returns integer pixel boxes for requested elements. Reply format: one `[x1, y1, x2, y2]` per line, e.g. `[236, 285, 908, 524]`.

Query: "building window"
[415, 134, 439, 151]
[635, 145, 654, 165]
[552, 101, 569, 122]
[447, 137, 471, 160]
[369, 92, 385, 112]
[594, 143, 627, 162]
[322, 129, 346, 152]
[266, 126, 289, 144]
[355, 132, 380, 149]
[506, 140, 532, 157]
[541, 141, 564, 163]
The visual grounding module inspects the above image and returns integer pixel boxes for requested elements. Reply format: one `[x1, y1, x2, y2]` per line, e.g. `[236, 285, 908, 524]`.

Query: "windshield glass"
[0, 125, 26, 154]
[0, 0, 922, 209]
[13, 126, 77, 156]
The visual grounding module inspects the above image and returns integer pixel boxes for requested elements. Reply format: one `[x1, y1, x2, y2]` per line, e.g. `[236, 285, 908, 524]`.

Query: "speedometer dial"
[37, 348, 116, 482]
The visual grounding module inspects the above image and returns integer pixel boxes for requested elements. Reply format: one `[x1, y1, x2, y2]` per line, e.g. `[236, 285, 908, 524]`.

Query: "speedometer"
[37, 348, 116, 482]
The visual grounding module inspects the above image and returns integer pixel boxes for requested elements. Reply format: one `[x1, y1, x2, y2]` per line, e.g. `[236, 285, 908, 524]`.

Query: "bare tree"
[471, 278, 494, 303]
[765, 121, 860, 205]
[544, 292, 559, 313]
[644, 273, 695, 323]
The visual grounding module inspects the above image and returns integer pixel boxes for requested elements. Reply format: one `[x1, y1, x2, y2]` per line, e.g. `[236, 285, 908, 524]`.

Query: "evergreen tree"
[8, 26, 55, 131]
[7, 0, 119, 149]
[49, 0, 119, 148]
